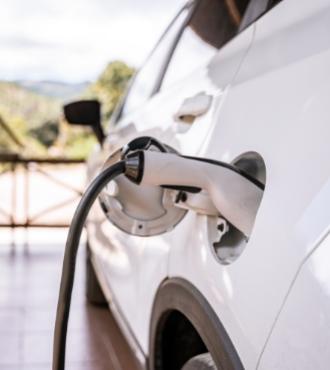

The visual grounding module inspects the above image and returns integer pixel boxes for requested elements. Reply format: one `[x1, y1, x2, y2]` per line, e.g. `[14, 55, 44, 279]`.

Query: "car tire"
[181, 353, 217, 370]
[86, 242, 107, 305]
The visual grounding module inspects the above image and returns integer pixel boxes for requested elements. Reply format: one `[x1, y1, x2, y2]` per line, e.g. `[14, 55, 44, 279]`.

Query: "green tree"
[0, 60, 134, 159]
[87, 61, 134, 122]
[29, 120, 60, 148]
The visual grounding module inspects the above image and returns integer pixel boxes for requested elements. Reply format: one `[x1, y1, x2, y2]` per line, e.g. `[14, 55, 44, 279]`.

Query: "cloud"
[0, 0, 184, 82]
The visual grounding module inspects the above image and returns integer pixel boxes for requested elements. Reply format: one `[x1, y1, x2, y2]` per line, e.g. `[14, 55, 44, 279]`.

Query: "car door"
[87, 1, 197, 356]
[167, 0, 330, 369]
[89, 0, 260, 356]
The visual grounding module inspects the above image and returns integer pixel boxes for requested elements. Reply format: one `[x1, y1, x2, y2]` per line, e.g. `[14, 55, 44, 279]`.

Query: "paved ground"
[0, 229, 140, 370]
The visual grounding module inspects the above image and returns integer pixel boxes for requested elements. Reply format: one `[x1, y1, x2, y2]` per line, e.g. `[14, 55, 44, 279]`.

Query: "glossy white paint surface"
[167, 0, 330, 367]
[87, 0, 330, 368]
[259, 232, 330, 370]
[88, 18, 255, 358]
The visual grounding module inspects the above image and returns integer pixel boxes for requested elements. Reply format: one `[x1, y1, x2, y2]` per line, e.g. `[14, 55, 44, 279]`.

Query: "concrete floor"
[0, 229, 140, 370]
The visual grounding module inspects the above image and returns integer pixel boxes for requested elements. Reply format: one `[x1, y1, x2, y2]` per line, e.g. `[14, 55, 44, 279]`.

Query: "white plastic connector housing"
[140, 151, 263, 237]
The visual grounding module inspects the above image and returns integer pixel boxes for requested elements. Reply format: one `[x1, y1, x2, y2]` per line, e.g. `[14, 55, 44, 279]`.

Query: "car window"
[121, 4, 193, 117]
[268, 0, 283, 9]
[161, 0, 250, 90]
[239, 0, 283, 31]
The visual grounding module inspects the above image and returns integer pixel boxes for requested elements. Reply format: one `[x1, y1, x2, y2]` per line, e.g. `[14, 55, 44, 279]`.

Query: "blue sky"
[0, 0, 183, 82]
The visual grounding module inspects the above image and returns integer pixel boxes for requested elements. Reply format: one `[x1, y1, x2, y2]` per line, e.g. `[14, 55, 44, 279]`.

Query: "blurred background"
[0, 0, 184, 234]
[0, 0, 183, 159]
[0, 2, 183, 368]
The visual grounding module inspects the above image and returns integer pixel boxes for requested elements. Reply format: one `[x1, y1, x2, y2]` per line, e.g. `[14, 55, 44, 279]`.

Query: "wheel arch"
[149, 278, 244, 370]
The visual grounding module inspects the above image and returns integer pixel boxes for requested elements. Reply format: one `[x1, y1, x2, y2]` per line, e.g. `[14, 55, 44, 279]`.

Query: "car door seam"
[256, 228, 330, 369]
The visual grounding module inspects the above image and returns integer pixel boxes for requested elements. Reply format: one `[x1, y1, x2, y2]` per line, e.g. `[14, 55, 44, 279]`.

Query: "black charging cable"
[52, 134, 263, 370]
[52, 136, 167, 370]
[52, 161, 126, 370]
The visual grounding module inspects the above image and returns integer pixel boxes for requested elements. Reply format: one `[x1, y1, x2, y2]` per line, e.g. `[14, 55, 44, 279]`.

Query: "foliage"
[86, 61, 134, 122]
[62, 129, 97, 159]
[29, 120, 59, 148]
[0, 81, 60, 156]
[0, 115, 25, 152]
[0, 60, 134, 159]
[0, 111, 48, 156]
[0, 81, 60, 129]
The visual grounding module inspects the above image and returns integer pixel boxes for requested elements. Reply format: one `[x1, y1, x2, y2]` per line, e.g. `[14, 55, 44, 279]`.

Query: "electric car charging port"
[208, 152, 266, 265]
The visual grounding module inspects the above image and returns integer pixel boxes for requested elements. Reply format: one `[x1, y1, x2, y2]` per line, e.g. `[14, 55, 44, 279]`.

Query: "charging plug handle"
[124, 150, 264, 237]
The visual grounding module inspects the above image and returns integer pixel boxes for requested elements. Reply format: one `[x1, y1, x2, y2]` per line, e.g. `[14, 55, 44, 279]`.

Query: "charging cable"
[53, 161, 125, 370]
[53, 137, 263, 370]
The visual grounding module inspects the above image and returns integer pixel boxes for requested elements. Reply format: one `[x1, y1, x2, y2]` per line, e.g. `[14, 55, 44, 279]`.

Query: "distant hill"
[0, 80, 94, 157]
[0, 62, 133, 158]
[15, 80, 89, 101]
[0, 81, 60, 129]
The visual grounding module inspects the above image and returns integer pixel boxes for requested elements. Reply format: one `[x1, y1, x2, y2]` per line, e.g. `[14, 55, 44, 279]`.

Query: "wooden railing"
[0, 154, 85, 229]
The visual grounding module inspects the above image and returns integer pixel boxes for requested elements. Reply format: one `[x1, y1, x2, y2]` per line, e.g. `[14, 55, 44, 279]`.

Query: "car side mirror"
[63, 99, 105, 145]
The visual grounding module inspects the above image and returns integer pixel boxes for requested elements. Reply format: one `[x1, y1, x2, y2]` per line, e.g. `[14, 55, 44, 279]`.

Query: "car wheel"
[86, 242, 107, 305]
[181, 353, 217, 370]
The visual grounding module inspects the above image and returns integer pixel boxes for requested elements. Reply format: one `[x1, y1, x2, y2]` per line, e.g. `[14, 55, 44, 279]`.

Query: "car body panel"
[87, 16, 255, 357]
[258, 230, 330, 369]
[87, 0, 330, 368]
[166, 0, 330, 367]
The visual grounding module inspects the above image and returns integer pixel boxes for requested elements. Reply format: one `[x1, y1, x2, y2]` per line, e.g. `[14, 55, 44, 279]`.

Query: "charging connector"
[124, 149, 263, 237]
[53, 136, 264, 370]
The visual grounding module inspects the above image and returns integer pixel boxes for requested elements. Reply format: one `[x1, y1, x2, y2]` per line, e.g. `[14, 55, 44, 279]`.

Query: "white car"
[65, 0, 330, 369]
